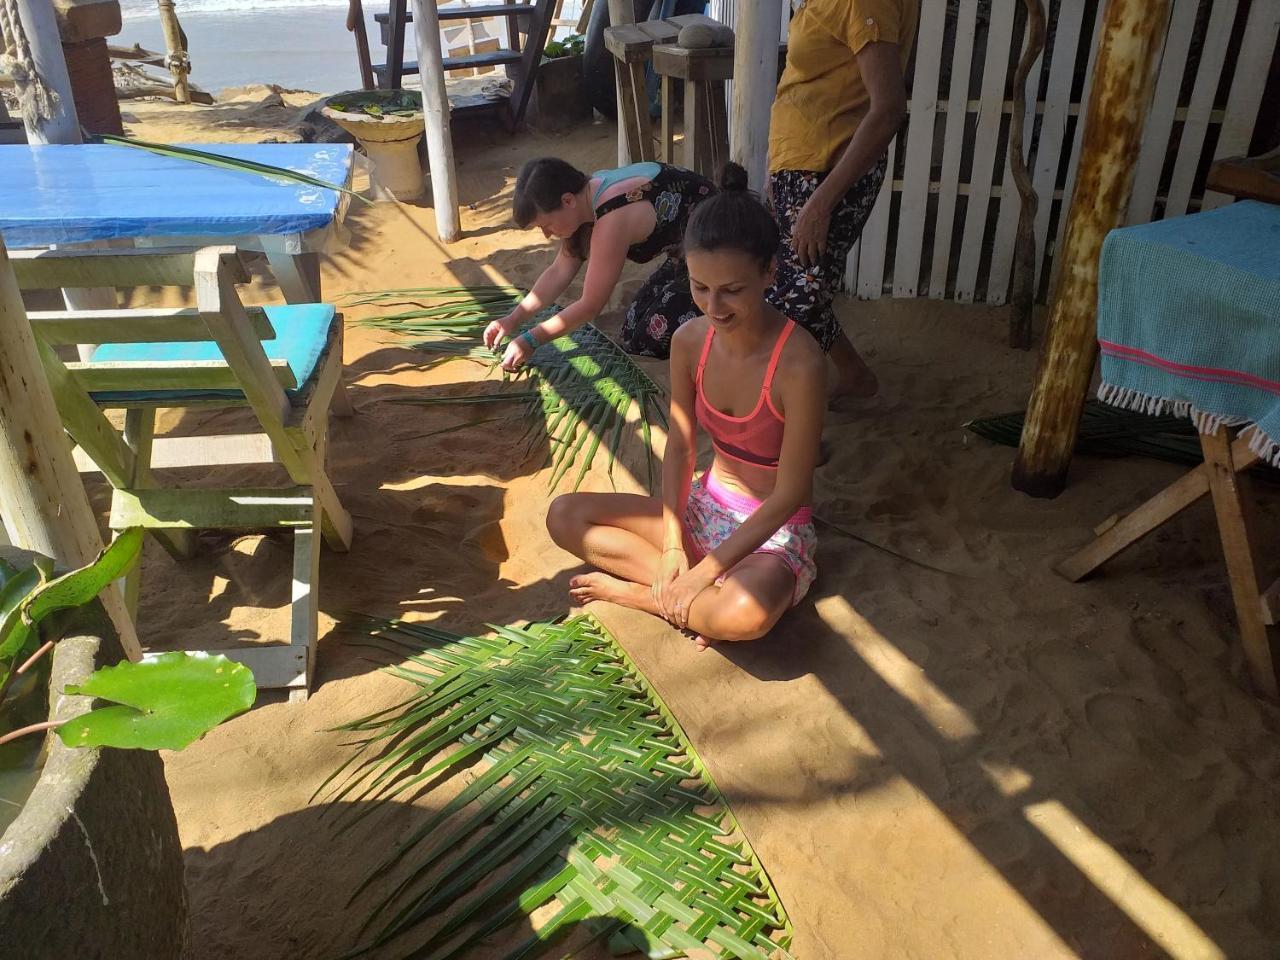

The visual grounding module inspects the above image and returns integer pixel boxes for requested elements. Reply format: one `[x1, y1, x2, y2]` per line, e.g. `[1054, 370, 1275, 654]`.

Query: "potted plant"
[321, 89, 427, 202]
[530, 33, 592, 134]
[0, 534, 255, 958]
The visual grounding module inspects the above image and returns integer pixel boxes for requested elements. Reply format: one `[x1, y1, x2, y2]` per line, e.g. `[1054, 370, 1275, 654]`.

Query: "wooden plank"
[109, 485, 316, 531]
[891, 0, 945, 297]
[68, 358, 296, 394]
[604, 23, 655, 61]
[928, 0, 978, 299]
[636, 20, 680, 45]
[985, 10, 1047, 306]
[29, 305, 275, 345]
[1028, 1, 1088, 293]
[1201, 428, 1279, 698]
[652, 44, 735, 83]
[147, 644, 308, 691]
[1055, 434, 1258, 582]
[1206, 147, 1280, 204]
[1127, 0, 1198, 224]
[1201, 1, 1280, 210]
[953, 0, 1018, 303]
[1164, 0, 1239, 218]
[263, 251, 322, 305]
[75, 434, 279, 471]
[660, 75, 677, 163]
[441, 48, 523, 70]
[10, 246, 203, 291]
[856, 136, 896, 299]
[37, 340, 136, 490]
[288, 507, 321, 698]
[1047, 0, 1107, 299]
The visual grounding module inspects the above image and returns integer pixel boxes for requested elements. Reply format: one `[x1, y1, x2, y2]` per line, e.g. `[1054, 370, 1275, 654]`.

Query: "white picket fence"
[706, 0, 1277, 304]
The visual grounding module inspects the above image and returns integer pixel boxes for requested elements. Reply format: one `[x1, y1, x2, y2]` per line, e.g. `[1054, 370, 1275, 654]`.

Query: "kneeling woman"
[485, 157, 715, 370]
[547, 164, 825, 647]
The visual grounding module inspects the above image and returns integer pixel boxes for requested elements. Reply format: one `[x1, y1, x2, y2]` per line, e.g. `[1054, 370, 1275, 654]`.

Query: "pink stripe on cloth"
[703, 471, 813, 526]
[1099, 339, 1280, 395]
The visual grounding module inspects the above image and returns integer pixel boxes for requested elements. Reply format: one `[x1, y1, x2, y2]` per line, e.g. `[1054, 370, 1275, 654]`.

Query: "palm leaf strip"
[350, 287, 666, 493]
[321, 613, 794, 960]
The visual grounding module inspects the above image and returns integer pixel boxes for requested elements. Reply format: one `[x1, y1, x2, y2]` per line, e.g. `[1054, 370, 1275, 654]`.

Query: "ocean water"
[116, 0, 418, 94]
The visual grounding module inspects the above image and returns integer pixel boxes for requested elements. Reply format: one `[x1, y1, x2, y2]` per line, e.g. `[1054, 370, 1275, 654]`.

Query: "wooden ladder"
[370, 0, 556, 125]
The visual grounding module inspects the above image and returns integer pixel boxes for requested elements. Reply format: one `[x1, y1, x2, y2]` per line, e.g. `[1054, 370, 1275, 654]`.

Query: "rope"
[0, 0, 61, 127]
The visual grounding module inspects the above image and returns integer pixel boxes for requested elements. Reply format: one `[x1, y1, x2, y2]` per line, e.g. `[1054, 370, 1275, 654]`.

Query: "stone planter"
[321, 92, 426, 202]
[530, 54, 592, 133]
[0, 547, 189, 960]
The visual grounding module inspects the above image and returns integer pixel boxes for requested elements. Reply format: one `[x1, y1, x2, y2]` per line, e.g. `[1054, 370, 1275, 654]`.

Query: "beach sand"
[101, 100, 1280, 959]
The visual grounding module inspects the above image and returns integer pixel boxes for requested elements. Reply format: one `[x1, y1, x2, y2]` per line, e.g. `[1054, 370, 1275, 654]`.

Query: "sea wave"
[121, 0, 354, 20]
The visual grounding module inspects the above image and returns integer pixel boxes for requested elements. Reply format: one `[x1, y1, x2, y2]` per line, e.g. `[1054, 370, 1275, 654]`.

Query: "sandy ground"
[99, 93, 1280, 959]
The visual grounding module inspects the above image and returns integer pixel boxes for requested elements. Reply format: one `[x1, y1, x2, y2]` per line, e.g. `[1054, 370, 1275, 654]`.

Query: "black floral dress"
[597, 164, 716, 358]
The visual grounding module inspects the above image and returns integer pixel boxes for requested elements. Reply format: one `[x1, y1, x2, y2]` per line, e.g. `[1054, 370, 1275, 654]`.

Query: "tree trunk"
[1008, 0, 1046, 350]
[411, 0, 462, 243]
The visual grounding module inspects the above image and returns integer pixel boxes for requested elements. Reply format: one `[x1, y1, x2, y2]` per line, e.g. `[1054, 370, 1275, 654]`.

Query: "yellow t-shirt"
[769, 0, 918, 174]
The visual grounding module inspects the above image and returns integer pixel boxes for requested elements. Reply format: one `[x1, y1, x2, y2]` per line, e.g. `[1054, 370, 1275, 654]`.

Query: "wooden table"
[651, 42, 733, 175]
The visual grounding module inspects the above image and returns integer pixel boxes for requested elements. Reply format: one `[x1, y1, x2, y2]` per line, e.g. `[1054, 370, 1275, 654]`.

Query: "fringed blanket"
[1096, 199, 1280, 466]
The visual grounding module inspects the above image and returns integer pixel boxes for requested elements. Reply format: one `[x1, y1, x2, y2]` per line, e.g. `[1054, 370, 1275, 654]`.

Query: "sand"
[104, 98, 1280, 959]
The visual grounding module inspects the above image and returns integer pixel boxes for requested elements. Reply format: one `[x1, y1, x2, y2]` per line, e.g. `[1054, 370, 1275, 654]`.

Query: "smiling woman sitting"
[546, 163, 826, 649]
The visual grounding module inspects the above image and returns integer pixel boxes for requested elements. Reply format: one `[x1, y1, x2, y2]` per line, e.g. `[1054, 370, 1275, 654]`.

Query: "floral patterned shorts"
[683, 473, 818, 606]
[765, 156, 888, 352]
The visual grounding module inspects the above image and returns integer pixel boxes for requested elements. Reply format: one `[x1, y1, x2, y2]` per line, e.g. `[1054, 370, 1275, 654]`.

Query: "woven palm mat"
[321, 614, 793, 960]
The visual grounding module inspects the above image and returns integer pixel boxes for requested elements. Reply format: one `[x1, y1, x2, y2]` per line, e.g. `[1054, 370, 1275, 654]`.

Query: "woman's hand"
[651, 546, 689, 613]
[657, 563, 714, 631]
[791, 192, 834, 268]
[484, 311, 522, 351]
[500, 333, 535, 373]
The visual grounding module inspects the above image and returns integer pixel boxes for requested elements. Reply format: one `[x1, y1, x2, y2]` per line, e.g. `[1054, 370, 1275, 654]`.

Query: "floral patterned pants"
[618, 253, 700, 359]
[765, 156, 888, 352]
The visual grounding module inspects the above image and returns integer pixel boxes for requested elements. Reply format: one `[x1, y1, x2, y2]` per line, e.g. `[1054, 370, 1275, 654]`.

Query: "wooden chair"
[11, 245, 354, 701]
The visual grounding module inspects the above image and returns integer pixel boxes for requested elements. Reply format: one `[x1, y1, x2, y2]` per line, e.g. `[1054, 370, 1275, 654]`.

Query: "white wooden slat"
[1127, 0, 1198, 224]
[845, 237, 860, 295]
[1201, 1, 1280, 210]
[928, 0, 979, 299]
[1028, 2, 1088, 292]
[890, 0, 947, 296]
[1164, 0, 1239, 217]
[857, 136, 898, 299]
[1047, 0, 1109, 300]
[985, 14, 1047, 307]
[953, 0, 1018, 303]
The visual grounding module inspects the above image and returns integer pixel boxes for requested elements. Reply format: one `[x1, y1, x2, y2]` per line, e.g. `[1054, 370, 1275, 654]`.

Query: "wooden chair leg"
[330, 377, 355, 417]
[264, 251, 322, 304]
[123, 408, 196, 561]
[1056, 433, 1259, 582]
[708, 80, 728, 174]
[287, 510, 320, 702]
[660, 76, 677, 164]
[1201, 428, 1279, 698]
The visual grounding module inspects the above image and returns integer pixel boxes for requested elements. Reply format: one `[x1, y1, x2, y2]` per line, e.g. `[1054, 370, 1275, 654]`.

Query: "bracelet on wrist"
[518, 329, 541, 351]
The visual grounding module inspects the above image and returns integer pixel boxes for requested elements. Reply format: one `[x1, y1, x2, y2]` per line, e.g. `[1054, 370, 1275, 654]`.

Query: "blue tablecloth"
[1097, 200, 1280, 466]
[0, 143, 354, 248]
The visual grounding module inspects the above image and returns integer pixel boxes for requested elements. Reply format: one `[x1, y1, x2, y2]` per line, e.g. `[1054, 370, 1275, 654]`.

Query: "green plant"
[543, 33, 584, 59]
[0, 533, 255, 752]
[326, 90, 424, 118]
[319, 614, 793, 960]
[349, 286, 667, 493]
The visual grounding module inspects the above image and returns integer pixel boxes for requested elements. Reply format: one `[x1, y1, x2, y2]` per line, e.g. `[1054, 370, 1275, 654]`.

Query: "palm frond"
[95, 134, 371, 205]
[322, 614, 794, 960]
[352, 287, 667, 494]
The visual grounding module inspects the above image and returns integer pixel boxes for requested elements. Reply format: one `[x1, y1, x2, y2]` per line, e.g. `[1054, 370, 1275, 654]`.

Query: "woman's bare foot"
[569, 572, 659, 615]
[828, 333, 878, 404]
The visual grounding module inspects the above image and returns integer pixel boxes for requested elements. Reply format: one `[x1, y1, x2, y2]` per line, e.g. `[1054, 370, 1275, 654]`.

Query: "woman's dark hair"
[513, 157, 589, 227]
[683, 162, 780, 269]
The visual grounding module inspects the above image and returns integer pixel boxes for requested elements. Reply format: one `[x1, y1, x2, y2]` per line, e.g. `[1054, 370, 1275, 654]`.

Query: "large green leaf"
[57, 651, 256, 751]
[0, 559, 50, 665]
[323, 614, 793, 960]
[23, 528, 143, 624]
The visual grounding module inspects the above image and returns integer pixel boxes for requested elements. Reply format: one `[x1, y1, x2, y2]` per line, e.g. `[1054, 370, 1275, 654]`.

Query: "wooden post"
[729, 0, 782, 190]
[346, 0, 375, 91]
[410, 0, 462, 243]
[156, 0, 191, 105]
[13, 0, 82, 144]
[1011, 0, 1172, 497]
[0, 237, 141, 660]
[609, 0, 635, 166]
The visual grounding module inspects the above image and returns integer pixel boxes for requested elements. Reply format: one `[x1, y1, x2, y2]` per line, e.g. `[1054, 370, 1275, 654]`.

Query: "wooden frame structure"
[11, 245, 355, 700]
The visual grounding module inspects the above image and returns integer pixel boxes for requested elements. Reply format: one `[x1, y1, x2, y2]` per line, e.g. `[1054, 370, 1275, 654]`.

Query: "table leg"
[661, 76, 677, 164]
[1201, 428, 1279, 698]
[265, 251, 322, 304]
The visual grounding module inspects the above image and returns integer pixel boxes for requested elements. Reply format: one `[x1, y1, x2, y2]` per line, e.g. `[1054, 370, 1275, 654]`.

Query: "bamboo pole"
[729, 0, 782, 191]
[0, 237, 141, 660]
[1011, 0, 1172, 497]
[410, 0, 462, 243]
[12, 0, 81, 143]
[156, 0, 191, 104]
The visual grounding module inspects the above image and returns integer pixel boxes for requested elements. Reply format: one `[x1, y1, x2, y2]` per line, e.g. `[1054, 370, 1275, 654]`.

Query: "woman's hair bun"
[718, 161, 750, 193]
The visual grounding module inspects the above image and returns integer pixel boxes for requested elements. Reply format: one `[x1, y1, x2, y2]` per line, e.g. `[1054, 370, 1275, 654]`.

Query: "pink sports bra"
[694, 320, 795, 470]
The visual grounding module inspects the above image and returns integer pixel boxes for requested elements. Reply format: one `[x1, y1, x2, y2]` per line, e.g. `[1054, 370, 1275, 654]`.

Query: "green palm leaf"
[321, 614, 794, 960]
[350, 287, 666, 493]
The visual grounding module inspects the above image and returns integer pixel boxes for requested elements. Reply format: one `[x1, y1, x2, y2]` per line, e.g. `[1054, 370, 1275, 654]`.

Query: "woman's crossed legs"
[546, 492, 795, 650]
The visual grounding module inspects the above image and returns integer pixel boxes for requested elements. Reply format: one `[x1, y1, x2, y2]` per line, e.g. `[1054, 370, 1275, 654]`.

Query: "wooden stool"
[651, 42, 733, 176]
[603, 10, 724, 165]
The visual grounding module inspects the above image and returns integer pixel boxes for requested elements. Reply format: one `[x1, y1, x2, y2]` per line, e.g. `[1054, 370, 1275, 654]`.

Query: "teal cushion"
[88, 303, 336, 404]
